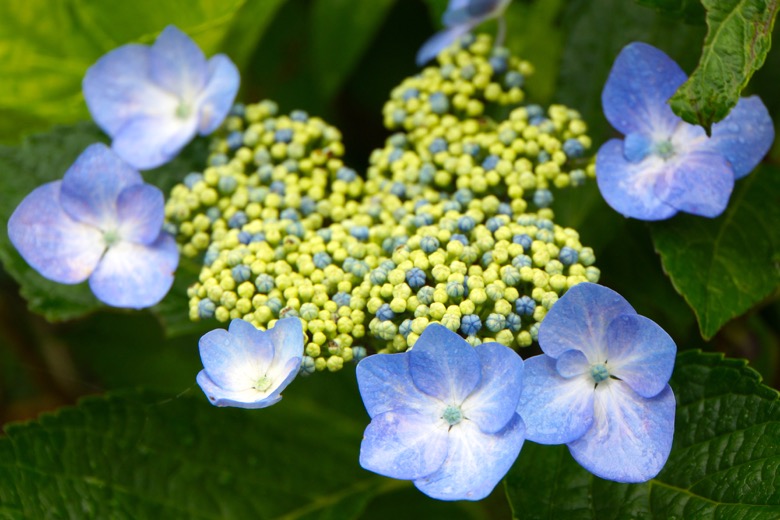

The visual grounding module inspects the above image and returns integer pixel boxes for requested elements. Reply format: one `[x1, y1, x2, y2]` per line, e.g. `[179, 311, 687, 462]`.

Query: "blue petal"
[555, 349, 590, 378]
[116, 184, 165, 245]
[265, 317, 305, 381]
[414, 414, 525, 501]
[516, 355, 594, 445]
[568, 382, 675, 483]
[88, 232, 178, 308]
[596, 139, 678, 221]
[409, 324, 481, 403]
[197, 55, 240, 135]
[442, 0, 499, 26]
[461, 342, 523, 433]
[8, 181, 104, 284]
[60, 143, 143, 229]
[197, 370, 282, 409]
[357, 353, 440, 418]
[416, 24, 474, 66]
[623, 132, 652, 162]
[199, 327, 263, 392]
[606, 314, 676, 398]
[602, 42, 687, 136]
[149, 25, 207, 98]
[538, 282, 635, 362]
[112, 115, 198, 170]
[654, 151, 734, 218]
[359, 410, 449, 480]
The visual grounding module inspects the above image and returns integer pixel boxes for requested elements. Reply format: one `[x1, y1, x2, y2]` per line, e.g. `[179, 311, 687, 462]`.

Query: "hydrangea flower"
[417, 0, 512, 65]
[596, 42, 774, 220]
[356, 324, 525, 500]
[516, 282, 676, 483]
[8, 143, 178, 309]
[197, 317, 304, 409]
[83, 25, 240, 170]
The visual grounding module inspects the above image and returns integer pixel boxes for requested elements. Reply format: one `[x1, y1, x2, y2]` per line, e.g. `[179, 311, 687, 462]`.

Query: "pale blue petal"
[442, 0, 496, 26]
[227, 318, 274, 372]
[359, 410, 449, 480]
[538, 282, 636, 362]
[264, 356, 302, 401]
[516, 355, 594, 445]
[555, 349, 590, 378]
[116, 184, 165, 245]
[606, 314, 676, 398]
[654, 151, 734, 218]
[357, 353, 440, 418]
[88, 232, 178, 309]
[149, 25, 207, 99]
[197, 370, 282, 409]
[8, 181, 104, 284]
[409, 324, 481, 403]
[112, 115, 198, 170]
[461, 342, 523, 433]
[199, 327, 262, 391]
[416, 24, 474, 66]
[197, 55, 240, 135]
[266, 317, 305, 381]
[60, 143, 143, 229]
[414, 414, 525, 501]
[596, 139, 678, 221]
[568, 381, 675, 483]
[602, 42, 687, 136]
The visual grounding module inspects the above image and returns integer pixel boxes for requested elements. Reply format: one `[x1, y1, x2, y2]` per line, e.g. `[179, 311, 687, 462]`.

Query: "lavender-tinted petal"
[538, 282, 636, 362]
[409, 324, 481, 403]
[264, 356, 303, 400]
[357, 353, 439, 418]
[596, 139, 678, 221]
[568, 381, 675, 483]
[359, 410, 449, 480]
[654, 151, 734, 218]
[149, 25, 207, 99]
[461, 342, 523, 433]
[199, 328, 260, 391]
[112, 115, 198, 170]
[8, 181, 104, 284]
[60, 143, 143, 229]
[197, 370, 282, 409]
[88, 232, 178, 309]
[606, 314, 676, 398]
[266, 317, 305, 381]
[226, 318, 276, 371]
[116, 184, 165, 245]
[602, 42, 687, 136]
[197, 55, 240, 135]
[416, 24, 474, 66]
[516, 355, 594, 444]
[555, 349, 590, 378]
[414, 414, 525, 501]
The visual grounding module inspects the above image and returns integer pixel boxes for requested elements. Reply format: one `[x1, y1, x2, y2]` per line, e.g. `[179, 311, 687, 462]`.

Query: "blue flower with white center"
[597, 42, 774, 220]
[8, 143, 178, 309]
[417, 0, 513, 66]
[357, 324, 525, 500]
[197, 317, 304, 409]
[83, 26, 239, 170]
[516, 282, 677, 483]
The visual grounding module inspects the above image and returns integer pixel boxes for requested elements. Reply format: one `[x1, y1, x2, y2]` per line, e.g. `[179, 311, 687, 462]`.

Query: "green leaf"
[636, 0, 706, 23]
[651, 165, 780, 340]
[218, 0, 288, 74]
[669, 0, 779, 132]
[0, 0, 245, 142]
[505, 350, 780, 519]
[0, 385, 394, 519]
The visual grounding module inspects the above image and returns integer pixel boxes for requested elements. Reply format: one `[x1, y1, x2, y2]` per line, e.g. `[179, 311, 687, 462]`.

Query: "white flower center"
[103, 229, 120, 247]
[253, 375, 273, 392]
[176, 101, 192, 119]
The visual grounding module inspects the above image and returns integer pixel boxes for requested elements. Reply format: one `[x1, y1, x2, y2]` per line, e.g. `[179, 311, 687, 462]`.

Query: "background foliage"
[0, 0, 777, 518]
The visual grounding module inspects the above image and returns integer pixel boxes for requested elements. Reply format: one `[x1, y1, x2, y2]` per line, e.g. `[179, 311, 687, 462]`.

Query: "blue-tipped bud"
[485, 313, 506, 333]
[559, 246, 579, 266]
[563, 138, 586, 159]
[505, 312, 522, 332]
[377, 304, 396, 322]
[515, 295, 536, 316]
[420, 235, 440, 254]
[231, 264, 251, 283]
[313, 252, 332, 269]
[460, 314, 482, 336]
[406, 267, 427, 289]
[255, 274, 275, 293]
[198, 299, 216, 319]
[228, 211, 248, 229]
[333, 292, 351, 308]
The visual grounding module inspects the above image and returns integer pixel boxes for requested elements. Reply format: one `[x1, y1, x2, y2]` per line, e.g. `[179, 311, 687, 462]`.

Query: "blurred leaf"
[636, 0, 706, 23]
[150, 257, 215, 339]
[669, 0, 779, 133]
[0, 0, 245, 142]
[0, 388, 392, 519]
[219, 0, 288, 74]
[651, 165, 780, 340]
[505, 350, 780, 519]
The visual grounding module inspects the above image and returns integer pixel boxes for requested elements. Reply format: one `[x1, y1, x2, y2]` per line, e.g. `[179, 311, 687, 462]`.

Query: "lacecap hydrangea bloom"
[517, 282, 676, 483]
[197, 317, 304, 409]
[8, 143, 178, 309]
[357, 324, 525, 500]
[596, 42, 774, 220]
[83, 25, 240, 170]
[417, 0, 512, 65]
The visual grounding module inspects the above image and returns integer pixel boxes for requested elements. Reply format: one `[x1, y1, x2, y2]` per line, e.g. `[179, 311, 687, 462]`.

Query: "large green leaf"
[218, 0, 288, 75]
[669, 0, 779, 133]
[0, 0, 245, 142]
[505, 350, 780, 519]
[637, 0, 706, 23]
[651, 165, 780, 340]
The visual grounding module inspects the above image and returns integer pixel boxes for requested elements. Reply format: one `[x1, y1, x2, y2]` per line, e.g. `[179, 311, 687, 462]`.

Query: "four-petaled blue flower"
[83, 25, 240, 170]
[516, 282, 677, 483]
[357, 324, 525, 500]
[8, 143, 179, 309]
[197, 317, 304, 409]
[417, 0, 512, 66]
[596, 42, 774, 220]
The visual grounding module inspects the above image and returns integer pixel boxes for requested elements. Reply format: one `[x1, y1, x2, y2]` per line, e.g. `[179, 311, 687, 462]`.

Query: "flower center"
[654, 139, 675, 159]
[176, 101, 192, 119]
[254, 375, 273, 392]
[442, 405, 463, 426]
[103, 229, 120, 247]
[590, 363, 610, 384]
